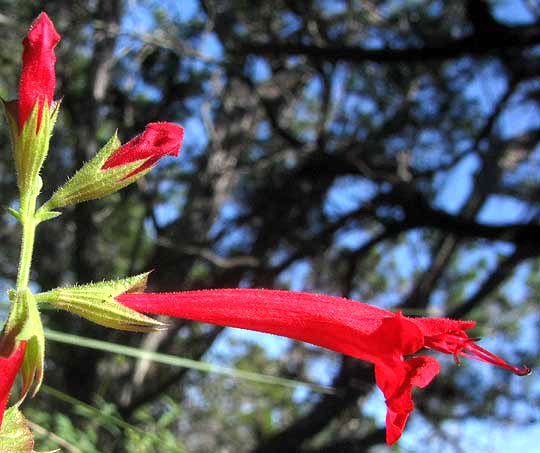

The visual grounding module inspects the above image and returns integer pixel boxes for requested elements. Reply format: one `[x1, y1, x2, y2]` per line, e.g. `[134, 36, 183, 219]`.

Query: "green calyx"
[2, 98, 60, 199]
[0, 289, 45, 399]
[0, 407, 33, 453]
[41, 132, 152, 210]
[35, 273, 165, 332]
[0, 406, 58, 453]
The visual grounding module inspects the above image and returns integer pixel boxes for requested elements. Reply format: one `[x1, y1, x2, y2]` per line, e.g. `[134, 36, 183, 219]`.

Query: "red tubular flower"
[18, 12, 60, 131]
[101, 122, 184, 178]
[117, 289, 530, 445]
[0, 342, 26, 428]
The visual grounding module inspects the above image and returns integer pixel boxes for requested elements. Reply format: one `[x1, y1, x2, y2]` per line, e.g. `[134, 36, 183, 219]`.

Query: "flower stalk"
[16, 185, 40, 291]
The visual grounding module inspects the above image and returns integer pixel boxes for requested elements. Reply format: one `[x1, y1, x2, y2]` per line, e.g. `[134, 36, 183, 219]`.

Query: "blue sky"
[113, 1, 540, 450]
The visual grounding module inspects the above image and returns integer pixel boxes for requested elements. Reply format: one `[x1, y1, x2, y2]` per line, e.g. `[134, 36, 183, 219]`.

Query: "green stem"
[16, 190, 39, 290]
[0, 188, 40, 353]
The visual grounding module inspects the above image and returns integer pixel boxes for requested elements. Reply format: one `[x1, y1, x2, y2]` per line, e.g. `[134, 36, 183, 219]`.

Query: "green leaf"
[5, 207, 22, 222]
[35, 210, 61, 223]
[36, 273, 165, 332]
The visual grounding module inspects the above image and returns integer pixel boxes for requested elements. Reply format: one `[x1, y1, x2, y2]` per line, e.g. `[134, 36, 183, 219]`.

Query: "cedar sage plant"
[0, 12, 531, 451]
[0, 13, 182, 450]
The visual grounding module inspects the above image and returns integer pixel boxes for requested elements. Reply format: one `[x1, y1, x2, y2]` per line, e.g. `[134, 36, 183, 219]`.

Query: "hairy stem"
[16, 187, 40, 290]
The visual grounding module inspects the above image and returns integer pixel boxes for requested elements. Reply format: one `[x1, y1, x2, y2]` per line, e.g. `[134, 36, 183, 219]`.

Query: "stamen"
[465, 342, 532, 376]
[424, 333, 532, 376]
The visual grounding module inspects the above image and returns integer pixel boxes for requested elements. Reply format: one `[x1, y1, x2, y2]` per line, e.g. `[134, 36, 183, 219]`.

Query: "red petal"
[119, 289, 436, 445]
[411, 317, 475, 336]
[101, 122, 184, 176]
[0, 342, 26, 428]
[376, 356, 440, 445]
[407, 356, 440, 388]
[386, 409, 409, 446]
[117, 289, 398, 359]
[18, 12, 60, 130]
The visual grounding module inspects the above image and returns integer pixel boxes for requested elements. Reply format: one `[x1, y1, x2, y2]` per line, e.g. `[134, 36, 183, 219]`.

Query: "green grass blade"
[44, 328, 335, 395]
[40, 385, 187, 453]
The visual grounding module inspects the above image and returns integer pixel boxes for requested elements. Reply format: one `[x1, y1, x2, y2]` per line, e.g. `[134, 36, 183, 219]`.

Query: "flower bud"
[43, 123, 183, 209]
[19, 12, 60, 131]
[101, 122, 184, 177]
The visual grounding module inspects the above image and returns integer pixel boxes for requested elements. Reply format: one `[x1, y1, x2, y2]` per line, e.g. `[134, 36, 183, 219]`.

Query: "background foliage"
[1, 0, 539, 451]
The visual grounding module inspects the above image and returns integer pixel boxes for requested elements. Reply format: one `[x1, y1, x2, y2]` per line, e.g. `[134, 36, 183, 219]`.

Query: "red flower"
[117, 289, 530, 445]
[18, 12, 60, 131]
[0, 342, 26, 428]
[101, 122, 184, 178]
